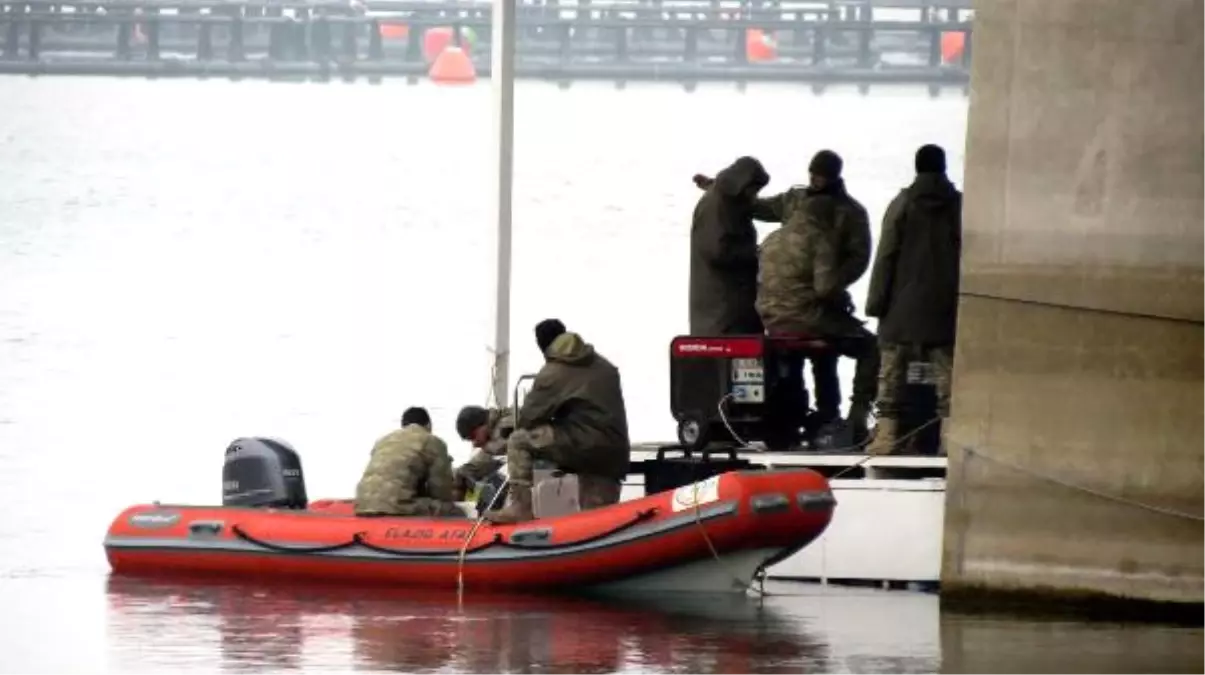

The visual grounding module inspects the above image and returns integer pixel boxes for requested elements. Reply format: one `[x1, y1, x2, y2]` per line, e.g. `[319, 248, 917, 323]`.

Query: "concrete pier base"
[942, 0, 1203, 610]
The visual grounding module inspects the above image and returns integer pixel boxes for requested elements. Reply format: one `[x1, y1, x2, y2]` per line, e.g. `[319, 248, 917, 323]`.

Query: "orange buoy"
[379, 21, 409, 40]
[940, 31, 966, 64]
[421, 26, 470, 63]
[428, 46, 476, 84]
[745, 28, 777, 63]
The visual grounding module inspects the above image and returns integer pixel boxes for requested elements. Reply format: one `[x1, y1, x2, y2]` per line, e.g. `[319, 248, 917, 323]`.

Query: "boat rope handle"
[230, 525, 361, 554]
[496, 507, 659, 550]
[351, 532, 503, 557]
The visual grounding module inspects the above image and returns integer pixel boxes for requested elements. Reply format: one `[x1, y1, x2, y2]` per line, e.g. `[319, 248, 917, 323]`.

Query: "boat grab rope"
[960, 446, 1205, 523]
[351, 532, 504, 557]
[230, 525, 362, 554]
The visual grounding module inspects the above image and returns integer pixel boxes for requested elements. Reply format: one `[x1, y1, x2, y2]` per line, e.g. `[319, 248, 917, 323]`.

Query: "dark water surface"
[0, 77, 1201, 673]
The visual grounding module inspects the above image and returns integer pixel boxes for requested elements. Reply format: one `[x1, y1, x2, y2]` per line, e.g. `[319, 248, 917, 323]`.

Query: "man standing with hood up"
[688, 156, 771, 336]
[865, 144, 962, 455]
[486, 319, 631, 524]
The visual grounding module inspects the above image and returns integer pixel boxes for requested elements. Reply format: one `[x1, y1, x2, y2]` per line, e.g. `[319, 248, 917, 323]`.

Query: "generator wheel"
[676, 416, 711, 451]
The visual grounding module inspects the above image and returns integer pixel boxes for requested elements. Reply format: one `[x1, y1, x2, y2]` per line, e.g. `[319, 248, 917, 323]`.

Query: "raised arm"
[750, 192, 786, 223]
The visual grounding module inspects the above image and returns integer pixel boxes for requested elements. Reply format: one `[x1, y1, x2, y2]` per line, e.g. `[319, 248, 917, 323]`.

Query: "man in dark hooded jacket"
[689, 156, 771, 336]
[865, 145, 962, 455]
[487, 319, 631, 524]
[695, 150, 878, 442]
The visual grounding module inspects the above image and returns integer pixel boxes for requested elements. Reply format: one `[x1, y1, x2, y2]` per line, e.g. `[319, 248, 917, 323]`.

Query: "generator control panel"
[729, 357, 765, 403]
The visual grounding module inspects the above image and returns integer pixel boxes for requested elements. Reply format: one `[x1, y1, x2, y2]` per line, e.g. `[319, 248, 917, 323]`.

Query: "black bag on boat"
[642, 445, 756, 496]
[473, 472, 510, 515]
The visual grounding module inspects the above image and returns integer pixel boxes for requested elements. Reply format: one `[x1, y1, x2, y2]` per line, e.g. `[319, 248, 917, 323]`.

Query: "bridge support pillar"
[942, 0, 1203, 613]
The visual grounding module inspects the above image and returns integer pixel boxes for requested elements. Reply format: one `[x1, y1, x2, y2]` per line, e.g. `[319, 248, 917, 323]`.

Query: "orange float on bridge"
[379, 22, 409, 40]
[940, 31, 966, 64]
[746, 29, 778, 63]
[422, 26, 473, 63]
[428, 46, 477, 84]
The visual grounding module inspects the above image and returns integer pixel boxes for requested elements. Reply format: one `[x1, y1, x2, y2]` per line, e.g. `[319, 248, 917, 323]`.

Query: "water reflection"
[89, 574, 1205, 674]
[105, 576, 830, 673]
[939, 609, 1205, 675]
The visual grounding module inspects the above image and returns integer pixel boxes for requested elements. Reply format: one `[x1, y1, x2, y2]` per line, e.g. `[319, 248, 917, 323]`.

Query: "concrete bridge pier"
[942, 0, 1203, 612]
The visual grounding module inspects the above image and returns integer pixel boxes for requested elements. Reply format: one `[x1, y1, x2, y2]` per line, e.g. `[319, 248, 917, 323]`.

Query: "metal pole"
[489, 0, 516, 408]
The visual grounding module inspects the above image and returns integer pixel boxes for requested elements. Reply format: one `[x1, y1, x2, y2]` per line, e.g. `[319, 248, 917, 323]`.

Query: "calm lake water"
[0, 76, 1200, 673]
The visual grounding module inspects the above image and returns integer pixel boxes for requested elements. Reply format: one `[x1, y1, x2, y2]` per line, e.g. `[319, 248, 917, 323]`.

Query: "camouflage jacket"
[752, 180, 872, 306]
[755, 191, 871, 336]
[454, 407, 515, 484]
[354, 424, 456, 515]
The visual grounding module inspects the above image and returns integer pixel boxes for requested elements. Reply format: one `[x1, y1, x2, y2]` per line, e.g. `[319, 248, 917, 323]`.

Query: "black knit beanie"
[455, 405, 490, 440]
[534, 318, 566, 354]
[401, 406, 431, 428]
[915, 144, 947, 173]
[807, 150, 843, 180]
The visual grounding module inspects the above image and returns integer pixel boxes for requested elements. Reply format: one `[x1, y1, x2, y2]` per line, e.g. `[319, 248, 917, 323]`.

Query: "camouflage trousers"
[809, 329, 881, 413]
[506, 425, 622, 510]
[875, 342, 954, 418]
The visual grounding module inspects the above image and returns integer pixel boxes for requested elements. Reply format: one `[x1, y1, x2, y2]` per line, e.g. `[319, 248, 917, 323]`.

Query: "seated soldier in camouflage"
[451, 405, 514, 498]
[486, 319, 632, 524]
[354, 407, 466, 518]
[756, 191, 881, 444]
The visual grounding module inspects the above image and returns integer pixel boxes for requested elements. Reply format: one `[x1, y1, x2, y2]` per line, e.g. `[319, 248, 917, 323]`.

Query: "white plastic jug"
[532, 469, 580, 519]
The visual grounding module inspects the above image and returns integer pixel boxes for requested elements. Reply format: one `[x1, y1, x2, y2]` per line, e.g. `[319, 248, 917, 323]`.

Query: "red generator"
[668, 334, 829, 452]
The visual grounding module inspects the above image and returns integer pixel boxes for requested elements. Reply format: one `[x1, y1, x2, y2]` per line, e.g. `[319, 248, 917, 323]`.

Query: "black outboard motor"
[222, 437, 308, 509]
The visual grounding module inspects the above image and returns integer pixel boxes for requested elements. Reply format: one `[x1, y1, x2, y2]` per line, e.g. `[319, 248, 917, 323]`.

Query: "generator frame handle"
[512, 373, 538, 414]
[655, 444, 740, 463]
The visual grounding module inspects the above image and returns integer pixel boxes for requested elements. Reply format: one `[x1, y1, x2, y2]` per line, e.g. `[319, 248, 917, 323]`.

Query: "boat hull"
[105, 469, 836, 593]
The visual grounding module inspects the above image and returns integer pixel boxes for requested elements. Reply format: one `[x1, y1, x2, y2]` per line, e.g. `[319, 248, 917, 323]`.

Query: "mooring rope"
[960, 446, 1204, 523]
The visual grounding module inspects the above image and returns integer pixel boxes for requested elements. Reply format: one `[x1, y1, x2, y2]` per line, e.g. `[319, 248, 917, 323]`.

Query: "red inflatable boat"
[105, 468, 836, 594]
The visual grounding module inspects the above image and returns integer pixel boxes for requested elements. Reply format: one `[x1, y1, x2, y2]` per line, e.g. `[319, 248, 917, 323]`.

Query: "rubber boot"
[866, 417, 899, 456]
[485, 481, 534, 524]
